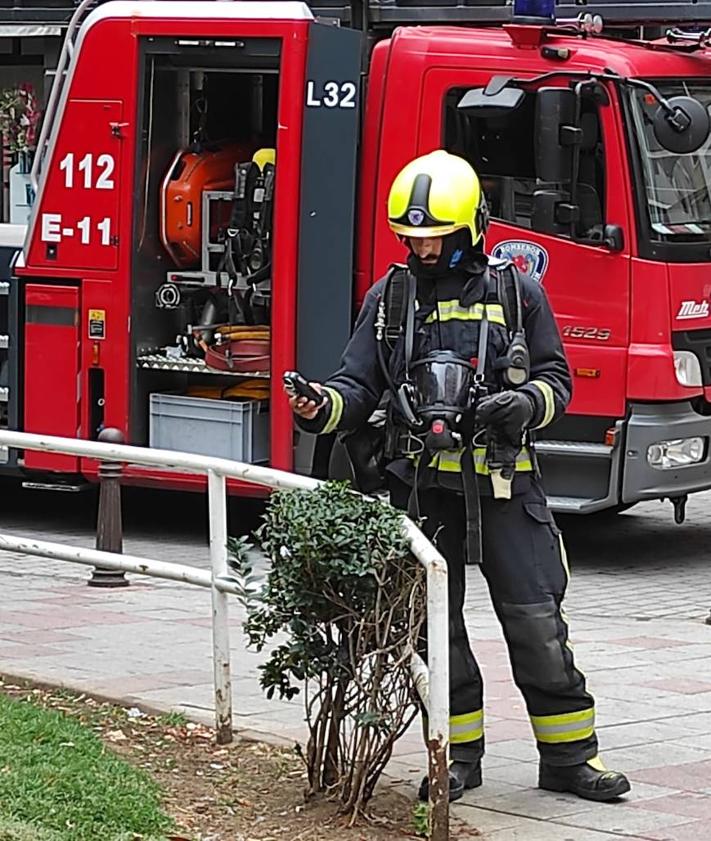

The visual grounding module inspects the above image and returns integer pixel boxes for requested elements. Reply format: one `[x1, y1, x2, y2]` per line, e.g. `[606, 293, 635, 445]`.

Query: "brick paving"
[1, 481, 711, 840]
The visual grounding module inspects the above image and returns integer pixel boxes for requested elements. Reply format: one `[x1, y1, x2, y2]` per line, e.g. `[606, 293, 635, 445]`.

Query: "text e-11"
[41, 213, 113, 246]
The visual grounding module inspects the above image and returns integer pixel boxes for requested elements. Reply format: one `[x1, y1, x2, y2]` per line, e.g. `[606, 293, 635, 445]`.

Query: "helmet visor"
[389, 221, 467, 239]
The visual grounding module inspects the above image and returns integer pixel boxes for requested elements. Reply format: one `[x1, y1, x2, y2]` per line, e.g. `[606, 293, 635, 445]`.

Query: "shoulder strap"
[402, 271, 417, 379]
[493, 263, 523, 336]
[475, 273, 490, 382]
[383, 264, 410, 348]
[375, 266, 420, 426]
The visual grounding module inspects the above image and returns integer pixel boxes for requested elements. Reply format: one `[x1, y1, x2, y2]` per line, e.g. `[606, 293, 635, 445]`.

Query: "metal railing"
[0, 429, 451, 838]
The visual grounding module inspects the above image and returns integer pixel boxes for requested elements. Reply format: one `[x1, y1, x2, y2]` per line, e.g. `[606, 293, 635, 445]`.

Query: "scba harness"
[373, 259, 532, 564]
[377, 259, 529, 392]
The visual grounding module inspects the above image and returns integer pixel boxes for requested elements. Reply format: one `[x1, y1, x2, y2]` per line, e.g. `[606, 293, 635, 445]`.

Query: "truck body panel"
[16, 2, 362, 491]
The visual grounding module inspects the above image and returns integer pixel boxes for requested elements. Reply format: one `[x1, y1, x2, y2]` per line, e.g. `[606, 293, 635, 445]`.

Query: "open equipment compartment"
[14, 3, 361, 484]
[130, 35, 280, 463]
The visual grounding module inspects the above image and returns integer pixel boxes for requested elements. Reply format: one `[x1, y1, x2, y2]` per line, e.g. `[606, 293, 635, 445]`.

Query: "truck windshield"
[629, 81, 711, 241]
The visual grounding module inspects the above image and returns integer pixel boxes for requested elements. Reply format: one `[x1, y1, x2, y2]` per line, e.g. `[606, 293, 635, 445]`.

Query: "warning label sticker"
[88, 309, 106, 340]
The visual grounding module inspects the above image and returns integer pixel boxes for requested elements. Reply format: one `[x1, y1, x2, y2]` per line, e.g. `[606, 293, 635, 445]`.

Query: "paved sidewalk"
[1, 486, 711, 840]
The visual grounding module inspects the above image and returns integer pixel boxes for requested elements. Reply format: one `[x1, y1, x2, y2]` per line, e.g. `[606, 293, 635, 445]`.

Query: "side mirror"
[653, 96, 710, 154]
[531, 189, 579, 236]
[534, 87, 581, 183]
[603, 224, 624, 252]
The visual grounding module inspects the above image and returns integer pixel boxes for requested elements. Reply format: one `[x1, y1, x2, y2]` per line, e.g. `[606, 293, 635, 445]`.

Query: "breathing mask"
[399, 351, 477, 450]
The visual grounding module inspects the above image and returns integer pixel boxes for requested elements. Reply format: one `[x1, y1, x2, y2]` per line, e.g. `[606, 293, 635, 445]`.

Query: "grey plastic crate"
[149, 393, 269, 464]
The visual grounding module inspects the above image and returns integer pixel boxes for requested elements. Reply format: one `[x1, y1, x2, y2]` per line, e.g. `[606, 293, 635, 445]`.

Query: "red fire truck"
[2, 0, 711, 521]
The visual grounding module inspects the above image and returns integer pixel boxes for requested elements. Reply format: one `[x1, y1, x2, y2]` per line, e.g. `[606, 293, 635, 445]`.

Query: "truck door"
[28, 100, 123, 272]
[23, 284, 81, 473]
[420, 69, 631, 423]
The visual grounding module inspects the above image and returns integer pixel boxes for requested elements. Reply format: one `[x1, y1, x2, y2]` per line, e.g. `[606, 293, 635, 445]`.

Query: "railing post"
[88, 428, 129, 588]
[427, 561, 450, 841]
[207, 469, 233, 745]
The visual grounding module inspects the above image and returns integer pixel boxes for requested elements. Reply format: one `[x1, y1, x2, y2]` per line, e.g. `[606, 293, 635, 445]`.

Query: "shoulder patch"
[492, 240, 549, 284]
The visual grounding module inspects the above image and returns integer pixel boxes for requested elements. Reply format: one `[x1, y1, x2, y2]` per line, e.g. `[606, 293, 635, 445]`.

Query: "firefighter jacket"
[298, 251, 572, 494]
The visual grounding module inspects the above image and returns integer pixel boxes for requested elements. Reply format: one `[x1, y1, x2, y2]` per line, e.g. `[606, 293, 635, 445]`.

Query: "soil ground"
[0, 678, 472, 841]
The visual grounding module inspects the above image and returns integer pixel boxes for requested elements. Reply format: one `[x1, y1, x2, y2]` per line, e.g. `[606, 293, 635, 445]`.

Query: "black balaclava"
[406, 230, 491, 310]
[406, 228, 469, 281]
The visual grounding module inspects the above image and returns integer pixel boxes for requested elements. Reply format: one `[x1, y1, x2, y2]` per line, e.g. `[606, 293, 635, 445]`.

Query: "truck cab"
[357, 18, 711, 518]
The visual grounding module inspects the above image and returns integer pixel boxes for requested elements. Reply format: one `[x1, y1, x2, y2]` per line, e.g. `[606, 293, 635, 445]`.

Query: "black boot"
[539, 760, 631, 802]
[418, 760, 482, 803]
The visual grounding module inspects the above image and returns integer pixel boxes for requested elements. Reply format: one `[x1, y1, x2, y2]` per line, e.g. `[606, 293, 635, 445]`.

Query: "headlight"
[673, 350, 703, 387]
[647, 437, 706, 469]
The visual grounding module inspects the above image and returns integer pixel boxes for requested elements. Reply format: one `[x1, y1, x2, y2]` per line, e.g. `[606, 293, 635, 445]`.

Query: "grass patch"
[0, 693, 174, 841]
[156, 710, 189, 728]
[1, 680, 458, 840]
[0, 816, 62, 841]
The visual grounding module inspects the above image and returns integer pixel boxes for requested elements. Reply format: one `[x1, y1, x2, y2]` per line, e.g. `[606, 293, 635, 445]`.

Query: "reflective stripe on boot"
[530, 707, 595, 744]
[451, 709, 484, 744]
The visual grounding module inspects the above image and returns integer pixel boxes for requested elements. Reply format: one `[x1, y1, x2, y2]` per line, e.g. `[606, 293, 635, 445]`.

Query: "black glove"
[476, 390, 535, 440]
[485, 431, 524, 482]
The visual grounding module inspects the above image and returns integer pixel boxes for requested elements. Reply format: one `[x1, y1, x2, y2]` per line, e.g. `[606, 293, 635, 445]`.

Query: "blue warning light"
[512, 0, 556, 22]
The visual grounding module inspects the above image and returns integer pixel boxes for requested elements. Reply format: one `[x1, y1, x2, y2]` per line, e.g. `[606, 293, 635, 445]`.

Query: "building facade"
[0, 0, 72, 222]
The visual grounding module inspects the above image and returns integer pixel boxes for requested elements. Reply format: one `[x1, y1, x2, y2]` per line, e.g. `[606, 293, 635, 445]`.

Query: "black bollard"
[88, 427, 129, 588]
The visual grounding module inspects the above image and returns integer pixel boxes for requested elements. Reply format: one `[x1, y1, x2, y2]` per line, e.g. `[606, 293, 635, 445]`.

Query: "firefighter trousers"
[392, 476, 598, 768]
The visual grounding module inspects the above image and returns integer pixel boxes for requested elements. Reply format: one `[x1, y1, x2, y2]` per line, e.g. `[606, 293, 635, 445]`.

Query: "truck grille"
[672, 329, 711, 386]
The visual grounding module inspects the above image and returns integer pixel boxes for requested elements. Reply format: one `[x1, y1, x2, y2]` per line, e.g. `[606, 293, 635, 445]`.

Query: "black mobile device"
[283, 371, 323, 404]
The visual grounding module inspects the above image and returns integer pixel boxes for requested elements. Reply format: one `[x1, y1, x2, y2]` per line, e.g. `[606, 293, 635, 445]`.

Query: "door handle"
[110, 122, 129, 138]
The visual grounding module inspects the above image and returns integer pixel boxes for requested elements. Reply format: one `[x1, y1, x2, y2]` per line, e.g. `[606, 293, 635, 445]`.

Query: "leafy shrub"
[229, 482, 426, 821]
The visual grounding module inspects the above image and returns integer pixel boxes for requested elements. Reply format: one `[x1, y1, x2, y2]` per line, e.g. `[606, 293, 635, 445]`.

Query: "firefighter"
[286, 150, 630, 804]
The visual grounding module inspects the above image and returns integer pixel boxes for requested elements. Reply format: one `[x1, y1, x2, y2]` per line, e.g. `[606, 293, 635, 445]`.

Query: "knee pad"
[498, 600, 571, 692]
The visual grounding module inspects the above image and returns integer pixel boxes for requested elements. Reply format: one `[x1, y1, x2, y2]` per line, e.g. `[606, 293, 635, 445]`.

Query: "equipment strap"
[461, 442, 482, 565]
[476, 293, 489, 383]
[461, 274, 489, 565]
[403, 270, 417, 380]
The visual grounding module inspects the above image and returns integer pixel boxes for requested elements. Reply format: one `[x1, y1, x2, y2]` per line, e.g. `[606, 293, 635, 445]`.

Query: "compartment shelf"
[0, 335, 8, 350]
[0, 388, 8, 403]
[0, 283, 9, 296]
[137, 352, 269, 379]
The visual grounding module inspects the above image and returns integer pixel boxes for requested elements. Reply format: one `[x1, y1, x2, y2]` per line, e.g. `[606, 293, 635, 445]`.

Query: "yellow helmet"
[387, 150, 488, 243]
